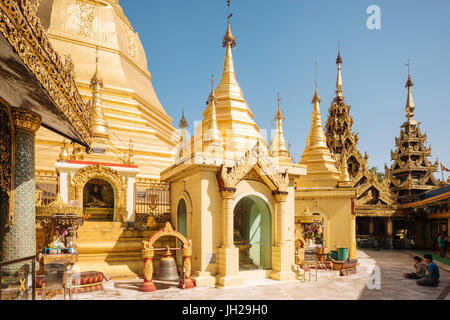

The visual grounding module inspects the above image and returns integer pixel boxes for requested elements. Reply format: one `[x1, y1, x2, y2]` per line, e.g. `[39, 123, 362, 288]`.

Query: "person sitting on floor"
[417, 254, 440, 287]
[403, 256, 426, 279]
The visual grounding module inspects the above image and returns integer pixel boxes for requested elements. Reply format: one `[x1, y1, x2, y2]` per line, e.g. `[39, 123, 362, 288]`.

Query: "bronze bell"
[156, 246, 180, 282]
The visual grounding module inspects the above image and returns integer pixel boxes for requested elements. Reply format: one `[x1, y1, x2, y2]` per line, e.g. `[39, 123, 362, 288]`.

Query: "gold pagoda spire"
[308, 65, 328, 149]
[204, 74, 221, 145]
[90, 47, 110, 139]
[336, 45, 344, 98]
[405, 60, 416, 120]
[215, 10, 245, 102]
[299, 65, 340, 188]
[338, 154, 352, 186]
[178, 107, 188, 159]
[271, 93, 290, 159]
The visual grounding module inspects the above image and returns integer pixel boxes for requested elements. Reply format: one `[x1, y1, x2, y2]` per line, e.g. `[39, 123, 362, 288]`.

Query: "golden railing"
[35, 172, 59, 207]
[134, 179, 171, 226]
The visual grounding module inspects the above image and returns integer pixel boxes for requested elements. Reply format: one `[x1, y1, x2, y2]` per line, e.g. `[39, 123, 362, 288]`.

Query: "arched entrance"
[234, 196, 271, 271]
[176, 199, 188, 266]
[69, 165, 128, 222]
[83, 178, 115, 221]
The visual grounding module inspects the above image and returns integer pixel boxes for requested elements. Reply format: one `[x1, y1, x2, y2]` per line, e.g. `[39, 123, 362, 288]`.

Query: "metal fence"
[135, 180, 171, 225]
[0, 255, 37, 301]
[35, 173, 59, 206]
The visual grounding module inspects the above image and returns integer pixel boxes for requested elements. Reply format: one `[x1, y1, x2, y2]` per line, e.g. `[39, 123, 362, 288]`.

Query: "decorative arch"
[140, 222, 194, 292]
[217, 141, 289, 193]
[69, 165, 128, 222]
[233, 185, 275, 218]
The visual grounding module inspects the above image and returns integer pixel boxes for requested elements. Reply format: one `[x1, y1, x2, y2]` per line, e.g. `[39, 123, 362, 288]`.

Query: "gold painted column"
[369, 218, 374, 236]
[0, 108, 41, 274]
[217, 188, 243, 287]
[386, 218, 393, 249]
[350, 213, 357, 259]
[271, 191, 295, 281]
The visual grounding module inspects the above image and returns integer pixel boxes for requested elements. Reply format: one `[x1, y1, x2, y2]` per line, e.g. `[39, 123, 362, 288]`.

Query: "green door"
[177, 199, 187, 266]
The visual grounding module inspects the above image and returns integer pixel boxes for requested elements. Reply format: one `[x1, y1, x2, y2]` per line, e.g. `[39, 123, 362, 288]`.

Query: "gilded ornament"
[0, 103, 14, 227]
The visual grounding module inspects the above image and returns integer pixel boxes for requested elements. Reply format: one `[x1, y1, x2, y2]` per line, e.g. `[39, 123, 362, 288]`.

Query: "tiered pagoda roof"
[325, 52, 396, 211]
[385, 74, 439, 204]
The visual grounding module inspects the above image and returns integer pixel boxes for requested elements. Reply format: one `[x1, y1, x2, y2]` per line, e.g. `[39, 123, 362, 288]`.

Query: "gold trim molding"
[11, 107, 41, 134]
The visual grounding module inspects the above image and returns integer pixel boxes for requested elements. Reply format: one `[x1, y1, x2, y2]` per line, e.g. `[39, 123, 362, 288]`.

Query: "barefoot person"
[403, 256, 426, 279]
[417, 254, 440, 287]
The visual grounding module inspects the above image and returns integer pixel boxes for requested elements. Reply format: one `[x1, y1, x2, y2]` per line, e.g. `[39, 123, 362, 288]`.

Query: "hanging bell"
[156, 246, 180, 282]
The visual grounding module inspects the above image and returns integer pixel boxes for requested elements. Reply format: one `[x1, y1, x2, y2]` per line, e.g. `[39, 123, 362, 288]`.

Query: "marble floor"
[66, 250, 449, 300]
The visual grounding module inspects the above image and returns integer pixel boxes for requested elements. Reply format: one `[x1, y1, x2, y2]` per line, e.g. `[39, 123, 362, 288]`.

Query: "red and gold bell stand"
[139, 222, 194, 292]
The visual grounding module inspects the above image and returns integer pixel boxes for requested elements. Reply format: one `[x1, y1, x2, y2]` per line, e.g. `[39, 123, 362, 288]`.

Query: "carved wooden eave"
[217, 141, 289, 193]
[325, 92, 398, 213]
[0, 0, 92, 146]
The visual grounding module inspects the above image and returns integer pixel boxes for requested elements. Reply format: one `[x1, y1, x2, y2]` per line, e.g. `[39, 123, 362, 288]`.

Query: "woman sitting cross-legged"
[403, 256, 426, 279]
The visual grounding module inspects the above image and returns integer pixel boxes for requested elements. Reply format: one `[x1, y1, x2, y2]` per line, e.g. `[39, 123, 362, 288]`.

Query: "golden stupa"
[35, 0, 179, 178]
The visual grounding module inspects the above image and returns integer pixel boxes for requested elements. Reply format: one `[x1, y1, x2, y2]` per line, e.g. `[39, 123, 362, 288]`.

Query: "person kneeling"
[417, 254, 440, 287]
[403, 256, 426, 279]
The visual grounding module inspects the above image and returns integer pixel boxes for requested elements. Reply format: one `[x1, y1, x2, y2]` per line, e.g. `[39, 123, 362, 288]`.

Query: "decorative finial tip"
[222, 11, 236, 48]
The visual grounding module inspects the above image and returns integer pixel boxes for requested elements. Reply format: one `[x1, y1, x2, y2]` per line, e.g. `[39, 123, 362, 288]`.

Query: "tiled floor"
[65, 250, 449, 300]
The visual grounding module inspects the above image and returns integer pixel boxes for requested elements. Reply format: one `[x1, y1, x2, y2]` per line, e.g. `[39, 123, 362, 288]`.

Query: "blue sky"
[121, 0, 450, 173]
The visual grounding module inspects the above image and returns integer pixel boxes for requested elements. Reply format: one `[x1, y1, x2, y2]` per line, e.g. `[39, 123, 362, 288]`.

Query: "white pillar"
[59, 171, 69, 204]
[127, 176, 135, 221]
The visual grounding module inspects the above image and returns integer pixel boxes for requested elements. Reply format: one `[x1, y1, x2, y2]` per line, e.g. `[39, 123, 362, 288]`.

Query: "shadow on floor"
[357, 250, 449, 300]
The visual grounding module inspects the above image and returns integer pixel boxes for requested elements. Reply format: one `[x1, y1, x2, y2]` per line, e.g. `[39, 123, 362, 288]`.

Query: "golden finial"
[58, 139, 70, 161]
[336, 41, 343, 64]
[90, 46, 103, 88]
[127, 139, 135, 165]
[274, 92, 284, 121]
[223, 0, 236, 48]
[405, 59, 414, 87]
[207, 73, 217, 104]
[405, 59, 415, 119]
[204, 73, 221, 144]
[179, 107, 188, 128]
[336, 43, 344, 98]
[312, 62, 321, 104]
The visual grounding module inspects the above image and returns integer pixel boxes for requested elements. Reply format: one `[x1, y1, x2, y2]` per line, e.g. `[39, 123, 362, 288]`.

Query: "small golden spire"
[405, 59, 415, 119]
[312, 62, 321, 104]
[307, 64, 327, 149]
[90, 46, 110, 139]
[339, 155, 351, 184]
[299, 67, 340, 188]
[275, 92, 284, 121]
[271, 93, 289, 159]
[58, 139, 70, 161]
[204, 74, 221, 144]
[126, 139, 135, 165]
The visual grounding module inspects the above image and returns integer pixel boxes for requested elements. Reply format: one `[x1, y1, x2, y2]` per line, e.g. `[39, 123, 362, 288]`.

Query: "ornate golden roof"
[385, 73, 438, 203]
[324, 51, 397, 210]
